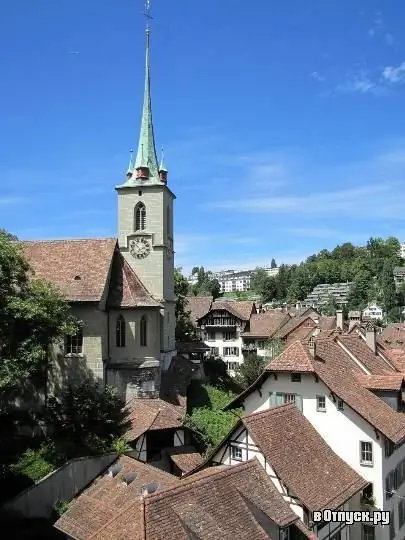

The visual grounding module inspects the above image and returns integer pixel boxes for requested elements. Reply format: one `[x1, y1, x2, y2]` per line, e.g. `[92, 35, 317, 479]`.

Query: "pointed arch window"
[140, 315, 147, 347]
[116, 315, 126, 348]
[135, 202, 146, 231]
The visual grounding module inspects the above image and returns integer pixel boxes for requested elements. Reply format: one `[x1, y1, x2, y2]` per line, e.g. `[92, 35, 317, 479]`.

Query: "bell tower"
[116, 0, 176, 368]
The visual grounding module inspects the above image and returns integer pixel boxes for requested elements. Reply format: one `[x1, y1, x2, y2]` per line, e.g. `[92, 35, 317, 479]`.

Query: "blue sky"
[1, 0, 405, 275]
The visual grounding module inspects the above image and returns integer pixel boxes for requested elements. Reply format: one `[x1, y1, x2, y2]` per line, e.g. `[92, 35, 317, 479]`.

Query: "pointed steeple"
[158, 146, 168, 183]
[126, 149, 134, 178]
[134, 1, 159, 181]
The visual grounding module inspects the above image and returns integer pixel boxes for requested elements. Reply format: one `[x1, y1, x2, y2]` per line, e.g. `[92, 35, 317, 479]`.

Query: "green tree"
[191, 266, 221, 299]
[45, 381, 131, 456]
[0, 231, 77, 396]
[235, 353, 265, 389]
[322, 294, 338, 316]
[381, 259, 397, 313]
[347, 272, 371, 311]
[174, 267, 195, 341]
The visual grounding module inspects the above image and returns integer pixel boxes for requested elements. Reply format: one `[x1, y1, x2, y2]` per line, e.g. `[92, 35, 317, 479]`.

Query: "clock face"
[129, 238, 151, 259]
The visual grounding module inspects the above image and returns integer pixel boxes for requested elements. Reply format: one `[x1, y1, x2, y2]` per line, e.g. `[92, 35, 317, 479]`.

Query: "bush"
[10, 447, 55, 483]
[184, 408, 242, 451]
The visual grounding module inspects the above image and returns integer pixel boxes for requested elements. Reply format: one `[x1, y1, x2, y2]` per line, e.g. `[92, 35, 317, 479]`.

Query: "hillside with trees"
[250, 237, 405, 321]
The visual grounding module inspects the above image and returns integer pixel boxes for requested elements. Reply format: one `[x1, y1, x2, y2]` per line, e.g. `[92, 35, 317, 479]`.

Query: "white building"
[197, 300, 257, 374]
[189, 403, 369, 540]
[362, 303, 384, 321]
[399, 242, 405, 260]
[223, 329, 405, 540]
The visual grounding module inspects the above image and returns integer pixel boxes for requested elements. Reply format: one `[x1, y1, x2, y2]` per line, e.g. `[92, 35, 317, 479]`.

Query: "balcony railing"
[203, 319, 237, 327]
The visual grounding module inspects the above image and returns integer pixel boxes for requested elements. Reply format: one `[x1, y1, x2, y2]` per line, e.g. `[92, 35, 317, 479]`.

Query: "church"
[21, 14, 176, 402]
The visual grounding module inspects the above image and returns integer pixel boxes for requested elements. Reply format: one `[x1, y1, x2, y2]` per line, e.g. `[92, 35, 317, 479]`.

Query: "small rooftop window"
[74, 275, 81, 281]
[141, 482, 160, 495]
[108, 463, 122, 478]
[122, 472, 138, 485]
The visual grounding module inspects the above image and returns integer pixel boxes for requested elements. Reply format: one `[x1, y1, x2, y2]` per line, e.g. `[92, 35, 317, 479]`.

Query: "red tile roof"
[357, 374, 405, 391]
[54, 456, 179, 540]
[337, 334, 395, 375]
[380, 324, 405, 349]
[165, 446, 204, 473]
[184, 296, 213, 324]
[266, 340, 315, 373]
[126, 398, 184, 441]
[241, 404, 368, 512]
[144, 459, 300, 539]
[207, 300, 252, 321]
[242, 311, 290, 338]
[274, 315, 314, 339]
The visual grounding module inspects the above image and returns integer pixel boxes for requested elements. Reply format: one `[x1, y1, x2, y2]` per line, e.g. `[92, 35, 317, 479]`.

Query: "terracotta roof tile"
[126, 398, 184, 441]
[21, 238, 117, 303]
[319, 316, 337, 330]
[357, 374, 405, 391]
[231, 300, 257, 320]
[208, 300, 252, 321]
[184, 296, 213, 324]
[242, 404, 368, 512]
[54, 456, 179, 540]
[144, 459, 299, 539]
[242, 311, 290, 338]
[165, 446, 204, 473]
[274, 315, 314, 339]
[266, 340, 315, 373]
[384, 349, 405, 372]
[314, 339, 405, 444]
[380, 324, 405, 349]
[337, 335, 395, 375]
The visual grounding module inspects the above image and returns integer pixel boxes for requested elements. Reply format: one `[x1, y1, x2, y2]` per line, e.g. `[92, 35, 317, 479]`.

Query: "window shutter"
[275, 393, 284, 406]
[269, 393, 276, 406]
[295, 395, 303, 412]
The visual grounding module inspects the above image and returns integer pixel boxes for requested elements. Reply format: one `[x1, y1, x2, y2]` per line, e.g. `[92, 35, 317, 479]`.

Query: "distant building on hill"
[187, 265, 280, 293]
[399, 242, 405, 259]
[303, 282, 353, 308]
[362, 302, 384, 321]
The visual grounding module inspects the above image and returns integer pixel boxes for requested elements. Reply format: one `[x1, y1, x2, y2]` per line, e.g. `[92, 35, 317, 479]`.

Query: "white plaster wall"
[203, 329, 244, 364]
[211, 425, 358, 540]
[242, 373, 384, 511]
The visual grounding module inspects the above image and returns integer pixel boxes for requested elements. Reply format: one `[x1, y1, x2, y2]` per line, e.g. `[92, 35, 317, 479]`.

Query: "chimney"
[336, 309, 343, 331]
[365, 322, 377, 354]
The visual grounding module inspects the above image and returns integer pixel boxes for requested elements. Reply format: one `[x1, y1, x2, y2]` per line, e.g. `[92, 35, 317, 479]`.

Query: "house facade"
[362, 303, 384, 321]
[225, 333, 405, 540]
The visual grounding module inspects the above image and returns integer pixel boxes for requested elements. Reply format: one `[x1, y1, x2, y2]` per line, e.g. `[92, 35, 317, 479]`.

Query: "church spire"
[134, 0, 159, 181]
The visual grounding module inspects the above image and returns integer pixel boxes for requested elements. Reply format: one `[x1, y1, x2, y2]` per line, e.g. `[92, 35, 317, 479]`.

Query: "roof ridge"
[147, 459, 258, 502]
[244, 403, 295, 422]
[20, 237, 117, 243]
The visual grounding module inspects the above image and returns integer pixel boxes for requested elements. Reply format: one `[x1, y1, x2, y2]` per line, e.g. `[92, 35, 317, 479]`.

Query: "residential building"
[197, 300, 257, 373]
[362, 303, 384, 321]
[399, 242, 405, 260]
[225, 329, 405, 540]
[189, 403, 368, 540]
[303, 282, 353, 308]
[242, 310, 291, 358]
[394, 267, 405, 288]
[187, 265, 280, 293]
[55, 455, 312, 539]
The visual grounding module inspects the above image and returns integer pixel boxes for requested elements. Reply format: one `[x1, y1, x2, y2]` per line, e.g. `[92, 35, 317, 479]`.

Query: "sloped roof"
[319, 316, 337, 330]
[274, 315, 313, 339]
[54, 456, 179, 540]
[242, 311, 290, 338]
[357, 374, 405, 391]
[384, 349, 405, 372]
[184, 296, 213, 323]
[21, 238, 117, 303]
[165, 445, 204, 473]
[126, 398, 184, 441]
[337, 334, 395, 375]
[242, 404, 368, 512]
[206, 300, 251, 321]
[380, 324, 405, 349]
[231, 300, 257, 319]
[144, 459, 300, 539]
[266, 340, 315, 373]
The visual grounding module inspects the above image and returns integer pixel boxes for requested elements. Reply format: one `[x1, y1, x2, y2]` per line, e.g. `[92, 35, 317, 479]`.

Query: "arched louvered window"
[166, 206, 171, 237]
[135, 202, 146, 231]
[116, 315, 126, 348]
[140, 315, 147, 347]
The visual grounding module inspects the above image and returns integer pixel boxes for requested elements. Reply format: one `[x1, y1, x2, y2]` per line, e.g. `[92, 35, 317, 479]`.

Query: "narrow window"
[116, 315, 126, 347]
[135, 202, 146, 231]
[65, 327, 83, 355]
[316, 395, 326, 412]
[166, 205, 171, 237]
[337, 399, 344, 411]
[140, 315, 147, 347]
[291, 373, 301, 382]
[360, 441, 373, 466]
[362, 525, 375, 540]
[230, 445, 243, 461]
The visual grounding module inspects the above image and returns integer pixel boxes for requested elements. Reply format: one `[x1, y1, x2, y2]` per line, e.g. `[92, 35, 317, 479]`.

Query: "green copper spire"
[134, 1, 159, 180]
[159, 146, 167, 172]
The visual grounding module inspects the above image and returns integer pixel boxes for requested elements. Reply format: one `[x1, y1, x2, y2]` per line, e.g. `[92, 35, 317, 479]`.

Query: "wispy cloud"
[336, 72, 381, 95]
[367, 10, 394, 46]
[382, 62, 405, 84]
[0, 196, 29, 206]
[310, 71, 326, 83]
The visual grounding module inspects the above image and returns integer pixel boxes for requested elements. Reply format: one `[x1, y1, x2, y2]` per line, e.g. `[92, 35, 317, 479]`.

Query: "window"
[362, 525, 375, 540]
[270, 392, 303, 412]
[209, 347, 219, 356]
[116, 315, 126, 347]
[207, 332, 215, 341]
[226, 361, 240, 372]
[142, 380, 155, 393]
[291, 373, 301, 382]
[316, 395, 326, 412]
[223, 347, 239, 356]
[231, 445, 243, 461]
[280, 528, 290, 540]
[223, 332, 236, 341]
[65, 328, 83, 354]
[166, 206, 171, 237]
[140, 316, 147, 347]
[360, 441, 373, 466]
[337, 399, 344, 411]
[135, 202, 146, 231]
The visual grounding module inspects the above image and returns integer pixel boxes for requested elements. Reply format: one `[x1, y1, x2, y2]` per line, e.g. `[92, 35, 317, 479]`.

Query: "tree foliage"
[247, 237, 403, 320]
[190, 266, 221, 299]
[174, 267, 196, 341]
[234, 353, 266, 389]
